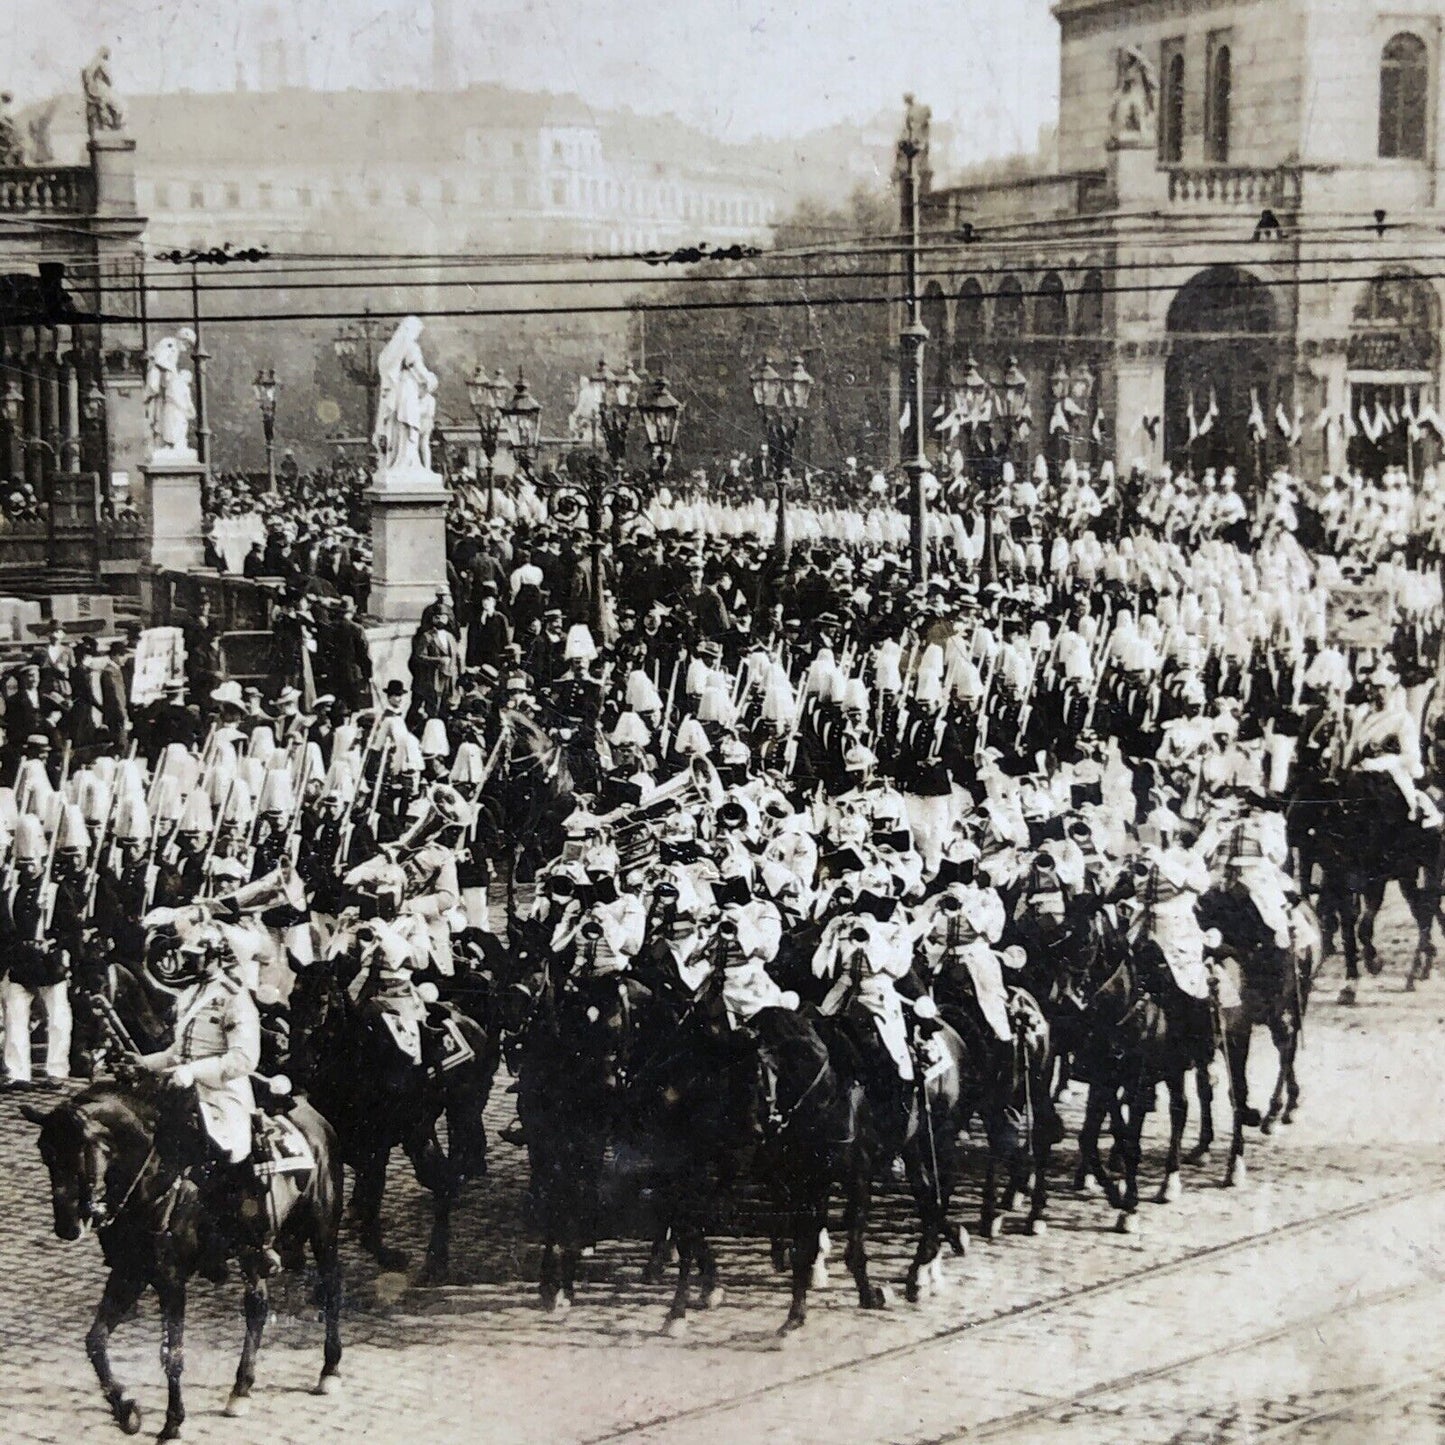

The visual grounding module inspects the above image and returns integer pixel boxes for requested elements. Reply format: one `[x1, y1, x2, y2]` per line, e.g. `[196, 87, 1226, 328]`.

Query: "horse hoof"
[905, 1279, 921, 1304]
[929, 1257, 947, 1290]
[1075, 1175, 1101, 1197]
[1158, 1172, 1182, 1204]
[418, 1261, 449, 1287]
[1337, 986, 1357, 1006]
[810, 1260, 830, 1291]
[224, 1393, 249, 1419]
[1260, 1117, 1276, 1136]
[862, 1285, 890, 1310]
[776, 1317, 803, 1341]
[314, 1373, 343, 1398]
[1115, 1211, 1139, 1235]
[984, 1215, 1004, 1241]
[542, 1290, 571, 1317]
[580, 1246, 595, 1259]
[1027, 1218, 1048, 1238]
[118, 1401, 142, 1436]
[1239, 1106, 1262, 1128]
[818, 1229, 830, 1256]
[157, 1426, 181, 1445]
[1405, 976, 1417, 993]
[1226, 1158, 1247, 1189]
[662, 1314, 688, 1339]
[642, 1263, 666, 1286]
[371, 1246, 409, 1274]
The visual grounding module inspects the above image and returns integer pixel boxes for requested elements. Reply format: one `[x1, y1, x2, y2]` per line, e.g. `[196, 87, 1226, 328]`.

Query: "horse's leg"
[1027, 1070, 1053, 1236]
[1337, 885, 1361, 1002]
[662, 1207, 696, 1337]
[407, 1111, 461, 1285]
[1076, 1083, 1115, 1203]
[1261, 1013, 1292, 1134]
[903, 1145, 941, 1303]
[1360, 879, 1386, 977]
[225, 1272, 268, 1421]
[1187, 1060, 1214, 1163]
[86, 1268, 146, 1436]
[312, 1236, 344, 1394]
[979, 1149, 1000, 1240]
[353, 1148, 408, 1272]
[843, 1159, 886, 1311]
[781, 1195, 822, 1335]
[643, 1221, 672, 1285]
[1224, 1018, 1250, 1187]
[156, 1279, 186, 1443]
[1113, 1084, 1146, 1231]
[1157, 1074, 1185, 1204]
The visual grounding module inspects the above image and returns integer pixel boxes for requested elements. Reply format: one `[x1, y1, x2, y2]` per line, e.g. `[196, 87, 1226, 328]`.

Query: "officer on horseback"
[138, 925, 278, 1277]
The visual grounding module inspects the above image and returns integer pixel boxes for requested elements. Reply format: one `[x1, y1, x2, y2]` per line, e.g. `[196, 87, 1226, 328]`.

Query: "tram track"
[585, 1176, 1445, 1444]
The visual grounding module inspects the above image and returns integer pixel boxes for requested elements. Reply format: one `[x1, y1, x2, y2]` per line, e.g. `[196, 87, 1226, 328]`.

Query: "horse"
[285, 954, 497, 1282]
[1289, 770, 1442, 1000]
[474, 708, 576, 913]
[625, 1003, 884, 1336]
[23, 1076, 343, 1441]
[1065, 919, 1242, 1231]
[1197, 887, 1320, 1135]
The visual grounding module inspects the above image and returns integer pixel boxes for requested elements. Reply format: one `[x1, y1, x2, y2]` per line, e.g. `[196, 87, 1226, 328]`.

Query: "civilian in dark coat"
[98, 643, 130, 747]
[330, 597, 374, 712]
[466, 583, 513, 669]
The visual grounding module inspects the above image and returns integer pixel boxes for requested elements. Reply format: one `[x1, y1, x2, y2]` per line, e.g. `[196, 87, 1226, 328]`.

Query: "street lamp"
[332, 305, 383, 444]
[592, 358, 641, 478]
[467, 362, 512, 517]
[751, 354, 814, 567]
[954, 354, 1008, 582]
[252, 366, 280, 492]
[501, 370, 543, 477]
[636, 374, 683, 482]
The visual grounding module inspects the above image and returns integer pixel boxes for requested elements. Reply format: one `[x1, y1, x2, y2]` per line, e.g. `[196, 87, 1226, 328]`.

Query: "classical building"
[0, 114, 147, 589]
[905, 0, 1445, 482]
[34, 86, 783, 259]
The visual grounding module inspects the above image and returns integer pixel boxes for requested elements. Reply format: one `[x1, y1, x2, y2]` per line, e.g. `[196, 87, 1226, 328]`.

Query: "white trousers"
[2, 979, 71, 1082]
[904, 792, 956, 876]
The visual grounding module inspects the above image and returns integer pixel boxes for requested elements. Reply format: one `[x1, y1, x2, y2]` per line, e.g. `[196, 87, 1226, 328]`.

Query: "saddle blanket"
[917, 1032, 952, 1083]
[380, 1008, 423, 1064]
[434, 1014, 476, 1073]
[252, 1114, 316, 1181]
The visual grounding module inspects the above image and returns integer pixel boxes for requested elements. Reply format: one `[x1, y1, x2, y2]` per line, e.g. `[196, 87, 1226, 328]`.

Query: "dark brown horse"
[24, 1077, 343, 1442]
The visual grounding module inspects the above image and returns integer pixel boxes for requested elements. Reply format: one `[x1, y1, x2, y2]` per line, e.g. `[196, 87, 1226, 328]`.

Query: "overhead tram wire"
[115, 247, 1445, 303]
[129, 259, 1445, 327]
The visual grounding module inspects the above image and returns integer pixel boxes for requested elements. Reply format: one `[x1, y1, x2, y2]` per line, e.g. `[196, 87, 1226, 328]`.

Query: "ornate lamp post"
[2, 376, 22, 484]
[501, 370, 543, 478]
[332, 305, 383, 442]
[636, 373, 683, 485]
[592, 358, 641, 485]
[467, 363, 512, 517]
[751, 354, 813, 565]
[252, 366, 280, 491]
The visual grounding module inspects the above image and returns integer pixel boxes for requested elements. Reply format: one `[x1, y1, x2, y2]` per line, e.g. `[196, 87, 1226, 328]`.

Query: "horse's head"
[22, 1098, 117, 1241]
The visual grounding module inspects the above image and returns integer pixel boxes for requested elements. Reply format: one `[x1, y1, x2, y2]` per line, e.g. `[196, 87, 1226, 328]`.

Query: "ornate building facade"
[907, 0, 1445, 482]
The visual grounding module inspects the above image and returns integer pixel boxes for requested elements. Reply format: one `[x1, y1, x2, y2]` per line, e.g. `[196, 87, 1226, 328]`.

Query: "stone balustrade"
[1166, 165, 1303, 208]
[0, 167, 95, 215]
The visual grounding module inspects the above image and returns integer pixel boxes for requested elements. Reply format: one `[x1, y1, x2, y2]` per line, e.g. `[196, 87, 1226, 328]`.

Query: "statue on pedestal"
[82, 48, 126, 136]
[143, 332, 197, 460]
[1110, 45, 1158, 147]
[372, 315, 439, 480]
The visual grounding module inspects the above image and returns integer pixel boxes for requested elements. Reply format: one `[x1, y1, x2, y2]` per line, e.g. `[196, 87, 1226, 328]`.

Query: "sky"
[3, 0, 1060, 161]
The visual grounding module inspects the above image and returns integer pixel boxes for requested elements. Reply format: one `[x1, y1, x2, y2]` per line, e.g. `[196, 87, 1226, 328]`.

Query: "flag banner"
[899, 401, 911, 434]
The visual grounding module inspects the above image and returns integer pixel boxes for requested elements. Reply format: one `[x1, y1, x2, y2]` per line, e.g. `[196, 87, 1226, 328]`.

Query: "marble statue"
[1110, 46, 1158, 145]
[143, 333, 197, 459]
[373, 315, 439, 476]
[82, 48, 126, 135]
[0, 94, 24, 167]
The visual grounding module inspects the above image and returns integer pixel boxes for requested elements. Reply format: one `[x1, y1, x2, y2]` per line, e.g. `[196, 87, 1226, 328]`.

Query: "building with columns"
[908, 0, 1445, 485]
[0, 126, 147, 587]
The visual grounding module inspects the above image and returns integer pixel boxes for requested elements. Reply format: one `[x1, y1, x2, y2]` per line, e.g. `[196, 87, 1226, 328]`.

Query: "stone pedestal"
[1106, 137, 1165, 208]
[368, 463, 448, 623]
[142, 453, 206, 570]
[89, 133, 138, 217]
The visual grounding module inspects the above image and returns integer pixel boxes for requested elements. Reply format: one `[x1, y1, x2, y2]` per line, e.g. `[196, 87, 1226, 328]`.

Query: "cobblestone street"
[2, 931, 1442, 1445]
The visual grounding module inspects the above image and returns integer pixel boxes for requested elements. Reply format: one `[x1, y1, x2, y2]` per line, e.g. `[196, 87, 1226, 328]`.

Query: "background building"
[907, 0, 1445, 483]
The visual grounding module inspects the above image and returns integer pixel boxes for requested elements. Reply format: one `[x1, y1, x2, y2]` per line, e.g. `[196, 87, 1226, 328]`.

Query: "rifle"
[658, 652, 684, 756]
[365, 734, 393, 841]
[37, 742, 71, 936]
[198, 774, 237, 894]
[83, 740, 137, 921]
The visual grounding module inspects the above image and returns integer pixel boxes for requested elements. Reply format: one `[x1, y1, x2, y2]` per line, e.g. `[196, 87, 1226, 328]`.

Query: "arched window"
[955, 278, 985, 348]
[995, 275, 1026, 339]
[1348, 271, 1440, 370]
[1161, 50, 1186, 163]
[1035, 273, 1068, 336]
[1076, 269, 1104, 338]
[1208, 45, 1231, 162]
[1380, 33, 1429, 159]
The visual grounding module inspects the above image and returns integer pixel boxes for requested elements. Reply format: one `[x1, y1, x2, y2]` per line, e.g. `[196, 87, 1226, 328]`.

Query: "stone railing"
[1166, 165, 1303, 208]
[0, 166, 95, 214]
